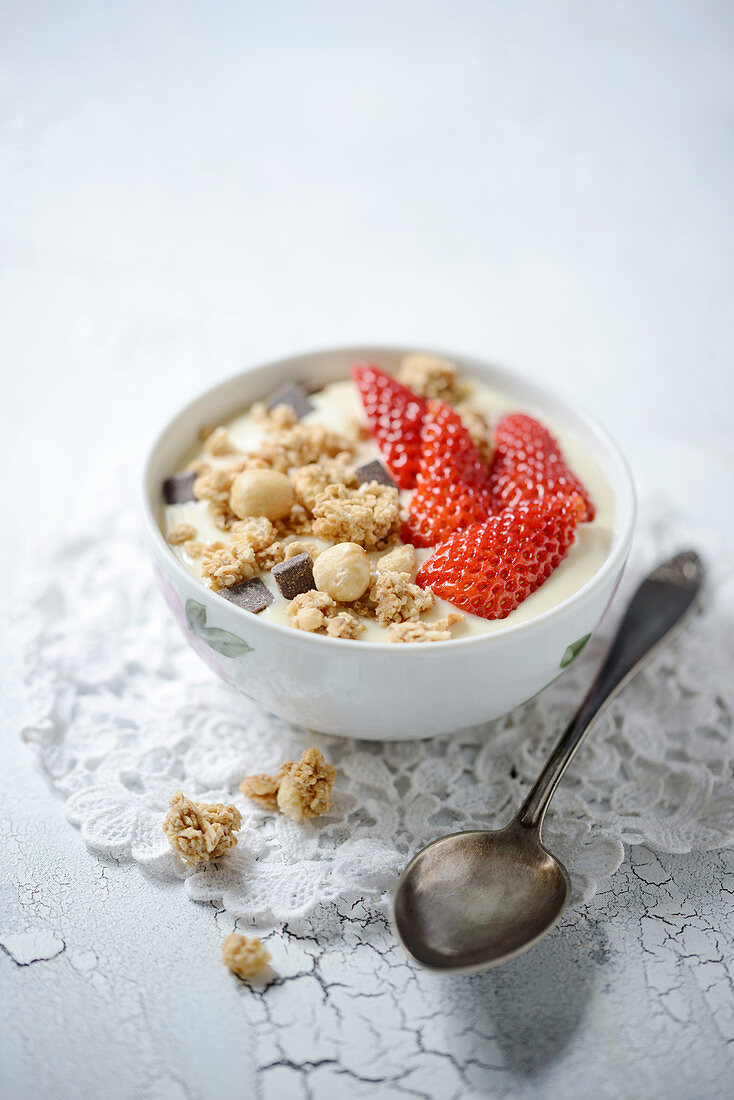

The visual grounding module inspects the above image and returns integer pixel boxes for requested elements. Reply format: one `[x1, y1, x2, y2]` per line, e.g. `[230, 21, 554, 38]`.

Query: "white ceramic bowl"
[142, 346, 636, 740]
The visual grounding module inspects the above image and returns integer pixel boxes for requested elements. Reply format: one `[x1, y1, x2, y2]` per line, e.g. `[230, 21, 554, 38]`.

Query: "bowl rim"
[142, 343, 637, 654]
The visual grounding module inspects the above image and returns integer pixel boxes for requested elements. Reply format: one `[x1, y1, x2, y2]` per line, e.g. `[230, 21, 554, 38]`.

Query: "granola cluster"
[240, 747, 337, 823]
[257, 422, 356, 474]
[398, 352, 462, 404]
[204, 425, 240, 457]
[167, 522, 197, 546]
[376, 543, 417, 577]
[221, 933, 271, 980]
[366, 570, 435, 628]
[291, 460, 358, 511]
[390, 611, 464, 643]
[287, 591, 365, 639]
[311, 483, 401, 550]
[163, 791, 242, 865]
[457, 403, 495, 465]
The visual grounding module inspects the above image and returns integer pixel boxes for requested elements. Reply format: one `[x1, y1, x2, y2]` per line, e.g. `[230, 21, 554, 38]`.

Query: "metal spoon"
[393, 550, 705, 973]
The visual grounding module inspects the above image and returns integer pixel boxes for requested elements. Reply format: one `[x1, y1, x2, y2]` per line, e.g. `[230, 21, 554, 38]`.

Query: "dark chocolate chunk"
[354, 459, 398, 490]
[218, 577, 274, 614]
[271, 553, 316, 600]
[264, 381, 314, 420]
[163, 471, 198, 505]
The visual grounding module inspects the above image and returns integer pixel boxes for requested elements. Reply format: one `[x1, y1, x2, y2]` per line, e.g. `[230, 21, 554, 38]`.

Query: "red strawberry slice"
[352, 362, 427, 489]
[404, 401, 494, 547]
[416, 495, 582, 620]
[490, 413, 595, 522]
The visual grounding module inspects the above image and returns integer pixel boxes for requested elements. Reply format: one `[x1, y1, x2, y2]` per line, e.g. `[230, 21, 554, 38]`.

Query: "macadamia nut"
[313, 542, 370, 602]
[229, 469, 295, 521]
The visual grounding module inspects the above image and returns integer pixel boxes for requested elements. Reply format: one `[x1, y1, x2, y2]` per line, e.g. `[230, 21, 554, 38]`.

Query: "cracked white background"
[2, 2, 734, 1099]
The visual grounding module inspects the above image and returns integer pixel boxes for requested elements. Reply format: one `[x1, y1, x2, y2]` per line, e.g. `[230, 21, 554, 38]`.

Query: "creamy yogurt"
[164, 377, 615, 641]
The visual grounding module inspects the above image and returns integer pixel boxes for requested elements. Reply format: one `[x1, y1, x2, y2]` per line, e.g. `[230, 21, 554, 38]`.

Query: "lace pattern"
[19, 485, 734, 921]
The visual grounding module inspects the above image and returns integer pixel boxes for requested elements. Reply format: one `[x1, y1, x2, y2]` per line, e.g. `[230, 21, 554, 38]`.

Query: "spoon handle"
[515, 550, 705, 832]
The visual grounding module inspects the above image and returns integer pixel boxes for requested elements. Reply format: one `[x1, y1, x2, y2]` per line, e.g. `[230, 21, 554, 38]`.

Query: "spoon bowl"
[393, 824, 570, 972]
[392, 551, 704, 973]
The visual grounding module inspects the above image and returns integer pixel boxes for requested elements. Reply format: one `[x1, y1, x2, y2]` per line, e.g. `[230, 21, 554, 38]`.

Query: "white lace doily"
[18, 478, 734, 923]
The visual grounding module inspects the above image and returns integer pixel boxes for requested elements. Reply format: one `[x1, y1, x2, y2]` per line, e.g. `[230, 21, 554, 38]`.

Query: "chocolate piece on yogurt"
[271, 553, 316, 600]
[163, 471, 198, 505]
[218, 577, 274, 614]
[264, 381, 314, 420]
[354, 459, 398, 490]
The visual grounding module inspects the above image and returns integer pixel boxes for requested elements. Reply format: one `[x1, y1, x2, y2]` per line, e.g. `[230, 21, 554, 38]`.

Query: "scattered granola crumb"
[377, 543, 417, 576]
[369, 570, 435, 627]
[278, 747, 337, 821]
[163, 791, 242, 865]
[167, 522, 198, 546]
[311, 483, 401, 550]
[239, 773, 280, 811]
[221, 933, 271, 980]
[398, 353, 461, 403]
[457, 403, 495, 465]
[240, 747, 337, 822]
[287, 589, 337, 633]
[204, 426, 240, 457]
[389, 611, 465, 643]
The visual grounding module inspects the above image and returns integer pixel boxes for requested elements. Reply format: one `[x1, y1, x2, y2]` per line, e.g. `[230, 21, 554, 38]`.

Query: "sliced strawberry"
[490, 413, 595, 522]
[403, 401, 494, 547]
[416, 496, 582, 620]
[352, 362, 427, 489]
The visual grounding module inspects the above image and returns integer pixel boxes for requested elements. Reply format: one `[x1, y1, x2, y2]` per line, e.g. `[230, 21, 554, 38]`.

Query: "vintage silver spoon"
[393, 550, 705, 973]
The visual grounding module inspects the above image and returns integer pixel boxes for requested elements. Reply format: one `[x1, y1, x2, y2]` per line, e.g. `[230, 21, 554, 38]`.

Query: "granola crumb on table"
[163, 791, 242, 865]
[221, 932, 271, 980]
[238, 772, 281, 811]
[240, 747, 337, 823]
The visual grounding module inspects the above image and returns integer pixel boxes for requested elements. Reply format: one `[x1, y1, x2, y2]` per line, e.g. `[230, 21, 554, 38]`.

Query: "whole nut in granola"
[229, 469, 295, 521]
[312, 542, 371, 602]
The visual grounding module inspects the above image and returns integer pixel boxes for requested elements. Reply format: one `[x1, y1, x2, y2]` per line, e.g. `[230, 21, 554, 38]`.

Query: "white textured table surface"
[2, 3, 733, 1098]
